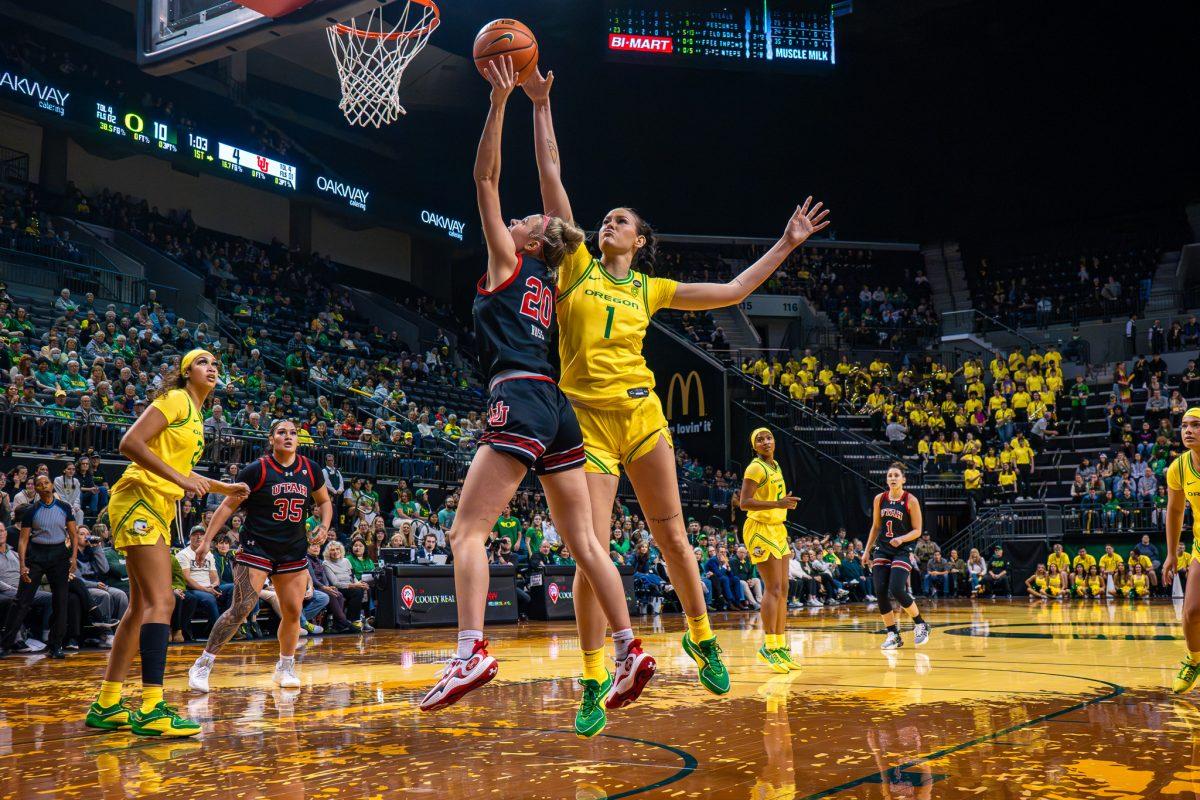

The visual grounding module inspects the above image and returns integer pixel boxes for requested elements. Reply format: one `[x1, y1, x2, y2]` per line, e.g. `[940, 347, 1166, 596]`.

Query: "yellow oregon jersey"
[1168, 454, 1200, 557]
[557, 243, 678, 409]
[744, 457, 788, 525]
[116, 389, 205, 501]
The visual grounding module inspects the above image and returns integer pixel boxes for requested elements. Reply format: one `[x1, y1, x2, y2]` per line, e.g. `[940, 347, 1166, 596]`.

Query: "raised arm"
[475, 56, 520, 286]
[522, 68, 573, 223]
[671, 198, 830, 311]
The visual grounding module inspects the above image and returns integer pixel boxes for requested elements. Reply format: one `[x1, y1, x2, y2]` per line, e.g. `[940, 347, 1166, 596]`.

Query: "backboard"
[137, 0, 391, 75]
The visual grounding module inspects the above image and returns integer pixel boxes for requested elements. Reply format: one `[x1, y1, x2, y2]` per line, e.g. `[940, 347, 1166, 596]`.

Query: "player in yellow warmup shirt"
[525, 67, 829, 702]
[86, 349, 248, 737]
[739, 428, 801, 673]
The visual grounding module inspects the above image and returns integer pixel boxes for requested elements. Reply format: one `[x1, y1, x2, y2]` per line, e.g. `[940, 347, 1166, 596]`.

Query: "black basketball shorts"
[236, 534, 310, 575]
[480, 375, 585, 475]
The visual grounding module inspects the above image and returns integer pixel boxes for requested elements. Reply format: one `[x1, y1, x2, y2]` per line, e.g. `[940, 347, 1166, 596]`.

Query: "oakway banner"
[643, 323, 728, 468]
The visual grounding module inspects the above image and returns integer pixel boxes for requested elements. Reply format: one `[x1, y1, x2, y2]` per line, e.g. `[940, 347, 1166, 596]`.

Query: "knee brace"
[872, 564, 893, 613]
[890, 565, 915, 608]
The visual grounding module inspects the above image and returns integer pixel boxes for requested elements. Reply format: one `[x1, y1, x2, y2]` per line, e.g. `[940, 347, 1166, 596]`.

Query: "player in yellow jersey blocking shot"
[85, 349, 248, 736]
[737, 428, 800, 673]
[1165, 407, 1200, 693]
[522, 66, 829, 711]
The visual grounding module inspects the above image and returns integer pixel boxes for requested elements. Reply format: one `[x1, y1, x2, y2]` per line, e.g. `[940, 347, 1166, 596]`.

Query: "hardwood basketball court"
[0, 600, 1194, 799]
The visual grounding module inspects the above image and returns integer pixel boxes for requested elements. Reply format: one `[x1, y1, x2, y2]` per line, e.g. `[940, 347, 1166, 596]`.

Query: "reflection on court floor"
[0, 599, 1196, 799]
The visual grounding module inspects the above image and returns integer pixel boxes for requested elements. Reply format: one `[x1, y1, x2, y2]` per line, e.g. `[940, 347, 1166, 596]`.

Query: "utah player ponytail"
[540, 215, 585, 277]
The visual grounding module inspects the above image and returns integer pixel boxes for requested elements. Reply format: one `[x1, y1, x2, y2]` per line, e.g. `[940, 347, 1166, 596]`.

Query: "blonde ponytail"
[540, 216, 586, 277]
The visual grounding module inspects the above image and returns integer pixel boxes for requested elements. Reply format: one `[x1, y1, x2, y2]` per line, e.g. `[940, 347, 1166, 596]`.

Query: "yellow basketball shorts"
[575, 396, 673, 476]
[742, 519, 789, 564]
[108, 477, 178, 552]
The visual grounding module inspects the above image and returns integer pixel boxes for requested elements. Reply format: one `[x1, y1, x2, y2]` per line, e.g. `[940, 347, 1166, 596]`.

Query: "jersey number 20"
[519, 277, 553, 328]
[273, 498, 305, 522]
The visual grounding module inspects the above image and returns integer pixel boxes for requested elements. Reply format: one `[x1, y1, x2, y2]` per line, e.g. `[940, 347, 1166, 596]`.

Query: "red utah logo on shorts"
[548, 583, 560, 604]
[487, 400, 510, 427]
[401, 585, 415, 609]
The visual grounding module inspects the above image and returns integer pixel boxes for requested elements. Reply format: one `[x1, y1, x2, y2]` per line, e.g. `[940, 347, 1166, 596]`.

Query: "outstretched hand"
[782, 197, 831, 248]
[483, 56, 518, 105]
[522, 66, 554, 103]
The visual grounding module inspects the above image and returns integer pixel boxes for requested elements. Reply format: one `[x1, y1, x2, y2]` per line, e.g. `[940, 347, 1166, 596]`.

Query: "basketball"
[472, 19, 538, 84]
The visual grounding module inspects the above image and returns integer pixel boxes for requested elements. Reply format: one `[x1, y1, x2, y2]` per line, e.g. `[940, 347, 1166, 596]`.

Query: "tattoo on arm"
[203, 564, 258, 657]
[547, 138, 559, 166]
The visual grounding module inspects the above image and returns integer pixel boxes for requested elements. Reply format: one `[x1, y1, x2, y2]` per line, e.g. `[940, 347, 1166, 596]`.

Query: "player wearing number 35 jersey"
[187, 418, 334, 695]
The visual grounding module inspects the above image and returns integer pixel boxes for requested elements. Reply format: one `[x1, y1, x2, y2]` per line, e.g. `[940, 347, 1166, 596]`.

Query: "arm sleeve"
[556, 242, 593, 291]
[150, 389, 188, 425]
[647, 276, 679, 315]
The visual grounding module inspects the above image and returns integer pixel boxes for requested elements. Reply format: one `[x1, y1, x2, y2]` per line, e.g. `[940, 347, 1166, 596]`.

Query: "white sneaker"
[807, 598, 823, 607]
[273, 662, 301, 689]
[298, 627, 308, 637]
[865, 594, 877, 602]
[188, 658, 214, 693]
[419, 639, 499, 712]
[606, 639, 656, 709]
[913, 622, 931, 646]
[881, 631, 903, 650]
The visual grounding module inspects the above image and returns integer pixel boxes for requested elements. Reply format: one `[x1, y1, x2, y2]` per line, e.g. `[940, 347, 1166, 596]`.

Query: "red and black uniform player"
[419, 56, 653, 724]
[234, 452, 325, 575]
[862, 462, 931, 650]
[186, 419, 333, 693]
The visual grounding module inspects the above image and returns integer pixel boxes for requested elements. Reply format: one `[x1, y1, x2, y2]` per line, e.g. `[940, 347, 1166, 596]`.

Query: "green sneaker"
[129, 702, 201, 738]
[85, 700, 131, 731]
[682, 632, 730, 695]
[1174, 660, 1200, 694]
[756, 645, 789, 674]
[773, 649, 801, 671]
[574, 672, 612, 738]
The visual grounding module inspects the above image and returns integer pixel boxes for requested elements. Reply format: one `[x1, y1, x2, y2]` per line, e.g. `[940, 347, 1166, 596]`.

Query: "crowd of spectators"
[968, 243, 1163, 329]
[657, 241, 936, 351]
[0, 187, 86, 264]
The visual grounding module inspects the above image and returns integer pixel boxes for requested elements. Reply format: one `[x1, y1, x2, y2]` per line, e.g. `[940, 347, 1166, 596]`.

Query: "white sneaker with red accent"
[605, 639, 656, 710]
[418, 639, 499, 712]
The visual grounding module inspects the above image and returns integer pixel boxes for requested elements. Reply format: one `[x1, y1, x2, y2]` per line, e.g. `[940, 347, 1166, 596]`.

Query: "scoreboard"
[605, 0, 836, 72]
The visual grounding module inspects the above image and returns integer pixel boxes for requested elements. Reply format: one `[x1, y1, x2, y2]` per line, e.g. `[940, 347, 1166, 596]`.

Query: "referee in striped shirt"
[0, 475, 77, 659]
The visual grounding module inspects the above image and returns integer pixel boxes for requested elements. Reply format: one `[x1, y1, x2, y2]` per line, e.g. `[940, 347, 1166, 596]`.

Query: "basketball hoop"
[326, 0, 440, 128]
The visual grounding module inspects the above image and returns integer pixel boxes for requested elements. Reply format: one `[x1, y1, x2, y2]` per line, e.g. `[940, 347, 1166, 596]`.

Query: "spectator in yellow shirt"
[1073, 548, 1097, 572]
[1098, 545, 1122, 577]
[1047, 543, 1070, 574]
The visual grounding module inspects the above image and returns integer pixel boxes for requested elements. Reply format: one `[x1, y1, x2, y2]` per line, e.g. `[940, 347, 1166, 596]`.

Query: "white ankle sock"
[277, 655, 295, 669]
[197, 652, 215, 667]
[613, 628, 634, 662]
[457, 630, 483, 660]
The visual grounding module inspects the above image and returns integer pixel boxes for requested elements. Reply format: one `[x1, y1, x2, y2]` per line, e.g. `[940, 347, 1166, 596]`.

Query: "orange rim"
[333, 0, 440, 40]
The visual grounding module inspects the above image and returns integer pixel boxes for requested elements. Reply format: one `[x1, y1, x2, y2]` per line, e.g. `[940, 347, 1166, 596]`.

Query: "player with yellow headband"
[86, 349, 248, 736]
[1167, 406, 1200, 692]
[738, 427, 801, 673]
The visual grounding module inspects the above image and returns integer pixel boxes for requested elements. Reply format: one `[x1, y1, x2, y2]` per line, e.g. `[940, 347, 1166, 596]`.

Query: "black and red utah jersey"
[473, 252, 556, 382]
[237, 454, 325, 545]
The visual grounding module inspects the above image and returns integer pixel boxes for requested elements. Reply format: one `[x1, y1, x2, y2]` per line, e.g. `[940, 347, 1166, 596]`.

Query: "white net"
[326, 0, 440, 128]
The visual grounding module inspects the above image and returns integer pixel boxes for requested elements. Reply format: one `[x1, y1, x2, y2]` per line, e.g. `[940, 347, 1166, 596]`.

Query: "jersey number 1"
[273, 498, 305, 522]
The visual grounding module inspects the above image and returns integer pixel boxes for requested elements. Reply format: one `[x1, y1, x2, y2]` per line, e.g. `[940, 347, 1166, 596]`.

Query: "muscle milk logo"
[316, 176, 369, 211]
[421, 210, 466, 241]
[0, 71, 69, 116]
